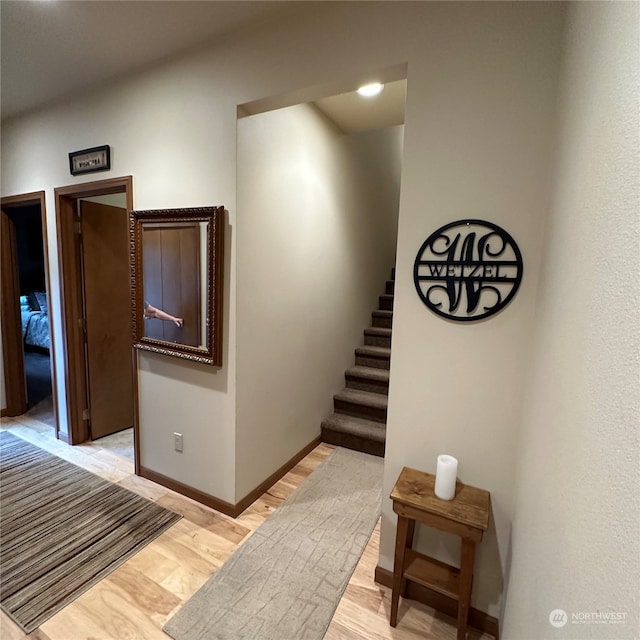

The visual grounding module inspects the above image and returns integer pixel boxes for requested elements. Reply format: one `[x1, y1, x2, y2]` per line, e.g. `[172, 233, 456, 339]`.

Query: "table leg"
[390, 515, 411, 627]
[401, 519, 416, 597]
[457, 539, 476, 640]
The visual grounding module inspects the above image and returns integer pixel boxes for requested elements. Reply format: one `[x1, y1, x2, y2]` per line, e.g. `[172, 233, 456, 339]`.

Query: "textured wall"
[502, 2, 640, 638]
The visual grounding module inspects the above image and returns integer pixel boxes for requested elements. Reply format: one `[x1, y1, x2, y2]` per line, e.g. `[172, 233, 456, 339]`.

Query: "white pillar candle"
[434, 454, 458, 500]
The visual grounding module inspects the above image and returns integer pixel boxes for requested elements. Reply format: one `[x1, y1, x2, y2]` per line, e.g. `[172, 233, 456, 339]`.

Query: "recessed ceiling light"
[357, 83, 384, 98]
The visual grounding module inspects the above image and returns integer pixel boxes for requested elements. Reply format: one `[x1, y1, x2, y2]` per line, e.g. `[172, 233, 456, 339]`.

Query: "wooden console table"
[389, 466, 490, 640]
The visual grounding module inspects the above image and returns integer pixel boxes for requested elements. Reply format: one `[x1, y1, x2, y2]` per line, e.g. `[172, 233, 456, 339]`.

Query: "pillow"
[27, 292, 41, 311]
[19, 295, 30, 312]
[34, 291, 47, 313]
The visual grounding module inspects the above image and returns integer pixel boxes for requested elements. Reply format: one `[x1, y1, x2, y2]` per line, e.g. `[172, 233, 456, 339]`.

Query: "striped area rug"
[0, 430, 181, 633]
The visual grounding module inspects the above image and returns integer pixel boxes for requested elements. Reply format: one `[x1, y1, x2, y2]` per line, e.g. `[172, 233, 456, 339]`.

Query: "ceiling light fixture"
[357, 83, 384, 98]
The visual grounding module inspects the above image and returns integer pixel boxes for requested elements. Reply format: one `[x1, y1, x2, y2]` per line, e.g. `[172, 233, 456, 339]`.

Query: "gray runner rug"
[0, 430, 181, 633]
[164, 447, 383, 640]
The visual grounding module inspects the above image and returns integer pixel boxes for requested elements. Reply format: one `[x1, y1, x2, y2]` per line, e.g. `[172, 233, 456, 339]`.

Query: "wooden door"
[0, 211, 28, 416]
[80, 201, 133, 439]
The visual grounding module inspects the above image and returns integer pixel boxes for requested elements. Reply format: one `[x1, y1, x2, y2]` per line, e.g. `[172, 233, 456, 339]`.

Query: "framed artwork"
[69, 145, 111, 175]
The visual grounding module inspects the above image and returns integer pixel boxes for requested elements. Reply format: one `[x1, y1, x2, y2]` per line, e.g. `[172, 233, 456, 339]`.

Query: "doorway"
[1, 191, 58, 431]
[54, 177, 136, 464]
[234, 75, 406, 484]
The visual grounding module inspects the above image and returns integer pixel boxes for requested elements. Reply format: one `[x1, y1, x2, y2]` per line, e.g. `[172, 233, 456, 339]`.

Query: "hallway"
[0, 414, 492, 640]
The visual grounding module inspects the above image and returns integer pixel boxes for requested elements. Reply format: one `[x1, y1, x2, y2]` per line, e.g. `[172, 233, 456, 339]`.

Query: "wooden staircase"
[321, 269, 394, 457]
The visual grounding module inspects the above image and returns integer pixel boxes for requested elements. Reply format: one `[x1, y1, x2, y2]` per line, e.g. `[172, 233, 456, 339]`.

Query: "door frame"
[54, 176, 135, 455]
[1, 191, 59, 430]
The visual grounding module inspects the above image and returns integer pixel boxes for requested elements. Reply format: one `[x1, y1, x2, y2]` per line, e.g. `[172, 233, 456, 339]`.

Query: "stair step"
[379, 294, 394, 311]
[345, 366, 389, 395]
[334, 388, 387, 423]
[320, 267, 395, 458]
[355, 345, 391, 370]
[364, 327, 392, 348]
[371, 310, 393, 329]
[321, 413, 386, 457]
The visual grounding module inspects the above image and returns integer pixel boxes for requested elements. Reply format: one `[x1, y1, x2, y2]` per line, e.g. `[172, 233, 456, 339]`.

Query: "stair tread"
[372, 310, 393, 316]
[346, 366, 390, 382]
[364, 327, 392, 337]
[355, 345, 391, 357]
[334, 388, 388, 408]
[321, 413, 386, 442]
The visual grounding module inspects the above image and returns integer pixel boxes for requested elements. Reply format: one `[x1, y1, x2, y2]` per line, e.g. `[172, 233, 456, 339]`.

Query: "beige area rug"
[164, 446, 383, 640]
[0, 431, 181, 633]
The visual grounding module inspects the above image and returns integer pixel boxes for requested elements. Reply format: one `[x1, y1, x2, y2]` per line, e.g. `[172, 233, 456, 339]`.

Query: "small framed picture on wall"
[69, 145, 111, 176]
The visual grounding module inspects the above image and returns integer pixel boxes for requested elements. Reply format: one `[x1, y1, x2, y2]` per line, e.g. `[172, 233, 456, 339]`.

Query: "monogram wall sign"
[413, 219, 523, 322]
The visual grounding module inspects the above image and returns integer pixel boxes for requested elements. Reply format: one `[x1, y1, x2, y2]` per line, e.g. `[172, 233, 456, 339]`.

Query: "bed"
[20, 292, 50, 351]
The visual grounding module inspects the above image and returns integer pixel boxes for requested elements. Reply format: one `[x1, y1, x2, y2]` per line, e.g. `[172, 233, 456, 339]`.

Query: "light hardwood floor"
[0, 412, 492, 640]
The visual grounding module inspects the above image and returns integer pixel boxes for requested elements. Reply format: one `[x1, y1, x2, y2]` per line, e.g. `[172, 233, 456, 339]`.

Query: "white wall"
[502, 3, 640, 638]
[236, 103, 401, 500]
[2, 1, 565, 613]
[378, 5, 565, 619]
[0, 52, 240, 497]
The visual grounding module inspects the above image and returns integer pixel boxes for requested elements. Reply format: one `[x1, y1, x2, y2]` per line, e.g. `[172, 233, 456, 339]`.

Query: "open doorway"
[10, 205, 52, 410]
[79, 193, 135, 461]
[234, 71, 406, 492]
[1, 191, 58, 431]
[54, 176, 136, 467]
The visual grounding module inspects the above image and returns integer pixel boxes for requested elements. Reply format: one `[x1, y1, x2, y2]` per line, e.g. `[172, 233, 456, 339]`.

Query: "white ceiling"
[314, 80, 406, 134]
[0, 0, 294, 119]
[1, 0, 405, 132]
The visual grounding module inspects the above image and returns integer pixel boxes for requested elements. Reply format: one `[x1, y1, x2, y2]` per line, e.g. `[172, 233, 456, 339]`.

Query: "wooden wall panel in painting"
[143, 224, 201, 347]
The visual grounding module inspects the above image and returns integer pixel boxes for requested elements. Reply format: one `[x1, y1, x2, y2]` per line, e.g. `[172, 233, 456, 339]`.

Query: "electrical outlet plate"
[173, 432, 183, 452]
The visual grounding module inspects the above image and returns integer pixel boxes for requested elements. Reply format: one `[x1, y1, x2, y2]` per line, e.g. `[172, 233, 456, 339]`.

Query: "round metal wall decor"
[413, 219, 523, 322]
